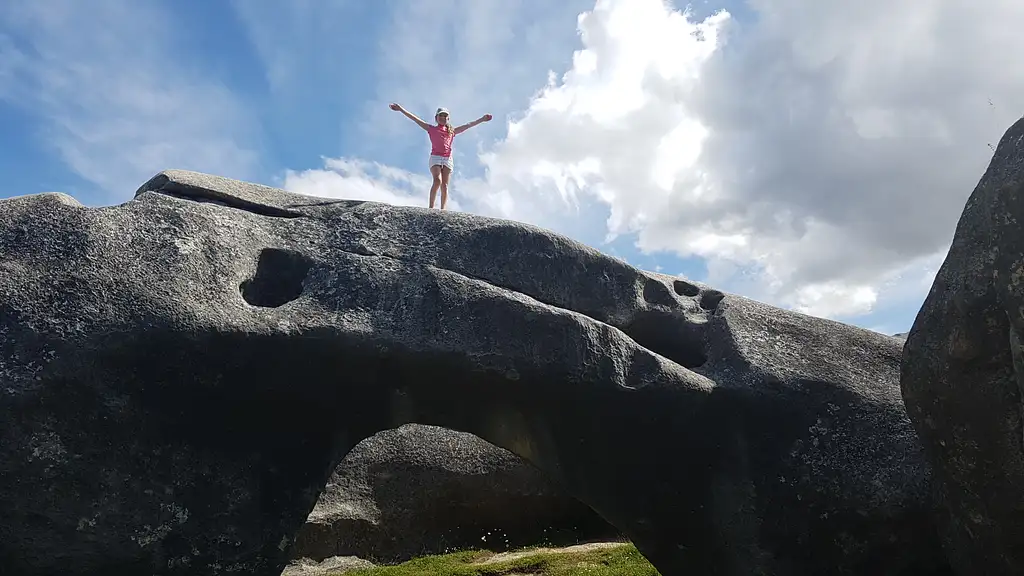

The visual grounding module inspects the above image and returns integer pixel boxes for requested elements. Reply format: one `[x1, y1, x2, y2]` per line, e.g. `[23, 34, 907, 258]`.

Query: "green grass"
[340, 542, 661, 576]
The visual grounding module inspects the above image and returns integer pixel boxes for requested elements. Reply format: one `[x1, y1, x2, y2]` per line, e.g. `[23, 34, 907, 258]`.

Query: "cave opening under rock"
[288, 424, 625, 566]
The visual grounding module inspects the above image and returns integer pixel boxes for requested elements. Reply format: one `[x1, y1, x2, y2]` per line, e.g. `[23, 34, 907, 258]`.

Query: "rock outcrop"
[292, 424, 620, 562]
[0, 169, 946, 576]
[901, 115, 1024, 575]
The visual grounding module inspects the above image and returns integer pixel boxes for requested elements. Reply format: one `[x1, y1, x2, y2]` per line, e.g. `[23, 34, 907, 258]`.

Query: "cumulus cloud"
[290, 0, 1024, 319]
[480, 0, 1024, 315]
[0, 0, 261, 202]
[656, 0, 1024, 312]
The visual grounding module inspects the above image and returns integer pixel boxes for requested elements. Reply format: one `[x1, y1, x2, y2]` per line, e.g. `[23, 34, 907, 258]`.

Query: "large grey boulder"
[901, 115, 1024, 575]
[292, 424, 620, 562]
[0, 169, 946, 576]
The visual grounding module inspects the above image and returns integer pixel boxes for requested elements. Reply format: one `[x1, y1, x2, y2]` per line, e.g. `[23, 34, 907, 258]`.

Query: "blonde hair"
[437, 112, 454, 135]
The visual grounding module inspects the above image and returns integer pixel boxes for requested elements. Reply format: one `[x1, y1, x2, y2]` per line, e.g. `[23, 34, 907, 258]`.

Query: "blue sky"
[3, 0, 1022, 335]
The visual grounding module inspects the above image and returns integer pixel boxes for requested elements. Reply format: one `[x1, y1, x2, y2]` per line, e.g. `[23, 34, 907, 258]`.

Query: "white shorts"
[429, 154, 453, 170]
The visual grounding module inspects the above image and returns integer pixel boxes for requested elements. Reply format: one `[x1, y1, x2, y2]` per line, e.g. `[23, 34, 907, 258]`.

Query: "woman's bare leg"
[440, 166, 451, 210]
[429, 165, 442, 208]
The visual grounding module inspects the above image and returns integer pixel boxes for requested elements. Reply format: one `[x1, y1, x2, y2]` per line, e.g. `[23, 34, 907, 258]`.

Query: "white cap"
[436, 107, 450, 115]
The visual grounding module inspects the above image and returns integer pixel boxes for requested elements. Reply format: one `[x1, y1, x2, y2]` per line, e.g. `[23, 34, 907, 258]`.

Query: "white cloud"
[354, 0, 1024, 320]
[0, 0, 260, 202]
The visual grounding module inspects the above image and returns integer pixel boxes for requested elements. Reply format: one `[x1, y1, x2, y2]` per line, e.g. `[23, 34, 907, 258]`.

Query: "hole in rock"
[642, 278, 677, 307]
[621, 311, 707, 369]
[291, 425, 624, 565]
[698, 290, 725, 312]
[240, 248, 312, 308]
[673, 279, 700, 297]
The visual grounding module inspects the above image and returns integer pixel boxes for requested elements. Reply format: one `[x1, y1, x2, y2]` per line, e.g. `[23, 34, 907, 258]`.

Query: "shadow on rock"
[0, 169, 950, 576]
[291, 424, 622, 563]
[902, 114, 1024, 575]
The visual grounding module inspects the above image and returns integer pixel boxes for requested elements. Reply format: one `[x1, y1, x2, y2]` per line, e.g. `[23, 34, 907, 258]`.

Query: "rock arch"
[0, 170, 949, 576]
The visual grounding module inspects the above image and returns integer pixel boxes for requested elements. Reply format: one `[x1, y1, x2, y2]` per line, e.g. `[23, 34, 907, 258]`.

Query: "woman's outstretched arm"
[454, 113, 493, 135]
[389, 103, 431, 130]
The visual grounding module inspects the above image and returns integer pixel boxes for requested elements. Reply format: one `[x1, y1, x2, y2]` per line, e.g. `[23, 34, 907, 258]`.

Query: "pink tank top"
[427, 125, 454, 157]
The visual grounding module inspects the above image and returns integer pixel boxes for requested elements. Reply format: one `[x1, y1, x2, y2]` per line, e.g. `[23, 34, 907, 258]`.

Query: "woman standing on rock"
[389, 103, 492, 210]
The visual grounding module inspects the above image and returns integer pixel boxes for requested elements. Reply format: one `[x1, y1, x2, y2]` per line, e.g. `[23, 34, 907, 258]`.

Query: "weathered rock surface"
[292, 424, 620, 562]
[0, 169, 946, 576]
[281, 555, 374, 576]
[901, 115, 1024, 575]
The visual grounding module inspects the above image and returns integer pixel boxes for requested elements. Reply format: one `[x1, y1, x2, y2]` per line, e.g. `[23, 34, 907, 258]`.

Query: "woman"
[389, 103, 492, 209]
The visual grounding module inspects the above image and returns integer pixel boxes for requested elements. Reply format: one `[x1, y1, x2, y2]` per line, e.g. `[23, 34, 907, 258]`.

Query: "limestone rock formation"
[901, 115, 1024, 575]
[0, 169, 946, 576]
[292, 424, 620, 562]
